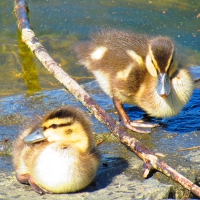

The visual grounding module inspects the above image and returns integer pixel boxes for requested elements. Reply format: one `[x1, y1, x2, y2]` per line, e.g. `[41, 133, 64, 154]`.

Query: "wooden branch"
[14, 0, 200, 197]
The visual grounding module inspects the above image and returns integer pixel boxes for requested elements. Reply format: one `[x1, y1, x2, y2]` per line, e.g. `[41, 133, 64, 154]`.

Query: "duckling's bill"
[157, 73, 171, 98]
[24, 128, 46, 144]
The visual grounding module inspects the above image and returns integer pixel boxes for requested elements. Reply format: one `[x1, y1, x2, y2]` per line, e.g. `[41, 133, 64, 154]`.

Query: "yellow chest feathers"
[32, 144, 98, 193]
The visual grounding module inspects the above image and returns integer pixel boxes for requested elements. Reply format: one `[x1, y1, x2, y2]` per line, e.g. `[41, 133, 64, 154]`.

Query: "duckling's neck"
[69, 139, 90, 154]
[137, 69, 193, 118]
[52, 138, 91, 154]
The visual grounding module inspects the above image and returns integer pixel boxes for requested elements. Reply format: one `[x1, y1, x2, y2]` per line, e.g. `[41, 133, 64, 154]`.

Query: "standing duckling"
[13, 106, 100, 194]
[74, 29, 194, 133]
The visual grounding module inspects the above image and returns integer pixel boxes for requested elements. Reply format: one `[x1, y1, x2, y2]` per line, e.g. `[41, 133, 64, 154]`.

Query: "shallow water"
[0, 0, 200, 97]
[0, 81, 199, 144]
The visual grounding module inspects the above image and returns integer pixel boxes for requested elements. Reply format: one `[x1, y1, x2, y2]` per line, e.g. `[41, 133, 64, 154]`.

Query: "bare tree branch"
[14, 0, 200, 197]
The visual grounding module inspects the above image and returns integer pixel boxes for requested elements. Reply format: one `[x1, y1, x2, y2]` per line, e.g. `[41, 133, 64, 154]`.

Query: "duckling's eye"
[66, 129, 72, 134]
[50, 124, 58, 129]
[43, 126, 47, 131]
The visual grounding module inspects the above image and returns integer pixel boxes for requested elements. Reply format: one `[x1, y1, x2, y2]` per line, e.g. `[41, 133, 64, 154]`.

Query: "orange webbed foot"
[123, 120, 150, 134]
[123, 119, 159, 134]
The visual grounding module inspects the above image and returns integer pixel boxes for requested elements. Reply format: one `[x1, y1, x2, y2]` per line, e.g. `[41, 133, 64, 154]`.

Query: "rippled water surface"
[0, 0, 200, 96]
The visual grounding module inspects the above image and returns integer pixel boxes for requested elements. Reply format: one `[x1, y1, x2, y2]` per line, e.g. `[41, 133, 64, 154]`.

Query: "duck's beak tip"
[160, 94, 168, 99]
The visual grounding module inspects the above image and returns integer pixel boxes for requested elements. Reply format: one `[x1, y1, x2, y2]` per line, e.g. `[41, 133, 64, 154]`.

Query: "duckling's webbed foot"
[130, 120, 158, 128]
[28, 177, 45, 195]
[29, 177, 54, 195]
[16, 173, 45, 195]
[129, 120, 158, 133]
[124, 120, 153, 134]
[16, 173, 29, 185]
[113, 98, 158, 134]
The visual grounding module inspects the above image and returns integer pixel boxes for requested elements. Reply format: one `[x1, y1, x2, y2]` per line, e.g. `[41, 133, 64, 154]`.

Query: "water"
[0, 0, 200, 97]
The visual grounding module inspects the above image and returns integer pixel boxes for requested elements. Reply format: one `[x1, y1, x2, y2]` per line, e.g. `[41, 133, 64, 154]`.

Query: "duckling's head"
[146, 36, 177, 98]
[24, 107, 95, 153]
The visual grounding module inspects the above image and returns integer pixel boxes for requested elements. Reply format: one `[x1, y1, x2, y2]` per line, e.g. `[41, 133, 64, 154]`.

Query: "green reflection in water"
[17, 31, 41, 95]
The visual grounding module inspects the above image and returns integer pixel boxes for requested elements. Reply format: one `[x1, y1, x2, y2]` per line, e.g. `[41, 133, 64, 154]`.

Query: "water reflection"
[17, 31, 41, 95]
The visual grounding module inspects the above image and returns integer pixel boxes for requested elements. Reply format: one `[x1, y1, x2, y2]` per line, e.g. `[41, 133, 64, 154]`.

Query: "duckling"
[74, 29, 194, 133]
[13, 106, 100, 194]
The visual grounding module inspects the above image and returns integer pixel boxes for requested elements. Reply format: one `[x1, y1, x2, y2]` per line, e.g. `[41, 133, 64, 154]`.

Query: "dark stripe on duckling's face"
[43, 122, 73, 131]
[42, 107, 78, 131]
[41, 107, 92, 139]
[150, 36, 174, 74]
[148, 37, 175, 98]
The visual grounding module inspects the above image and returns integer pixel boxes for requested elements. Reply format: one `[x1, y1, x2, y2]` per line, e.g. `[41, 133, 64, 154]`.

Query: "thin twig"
[178, 146, 200, 152]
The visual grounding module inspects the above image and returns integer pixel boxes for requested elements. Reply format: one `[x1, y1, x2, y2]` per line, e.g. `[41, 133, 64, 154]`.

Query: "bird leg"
[15, 173, 52, 195]
[113, 98, 158, 134]
[28, 176, 45, 195]
[15, 173, 29, 185]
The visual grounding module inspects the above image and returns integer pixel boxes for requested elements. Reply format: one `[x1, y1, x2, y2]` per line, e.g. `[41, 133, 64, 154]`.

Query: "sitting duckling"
[74, 29, 194, 133]
[13, 106, 100, 194]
